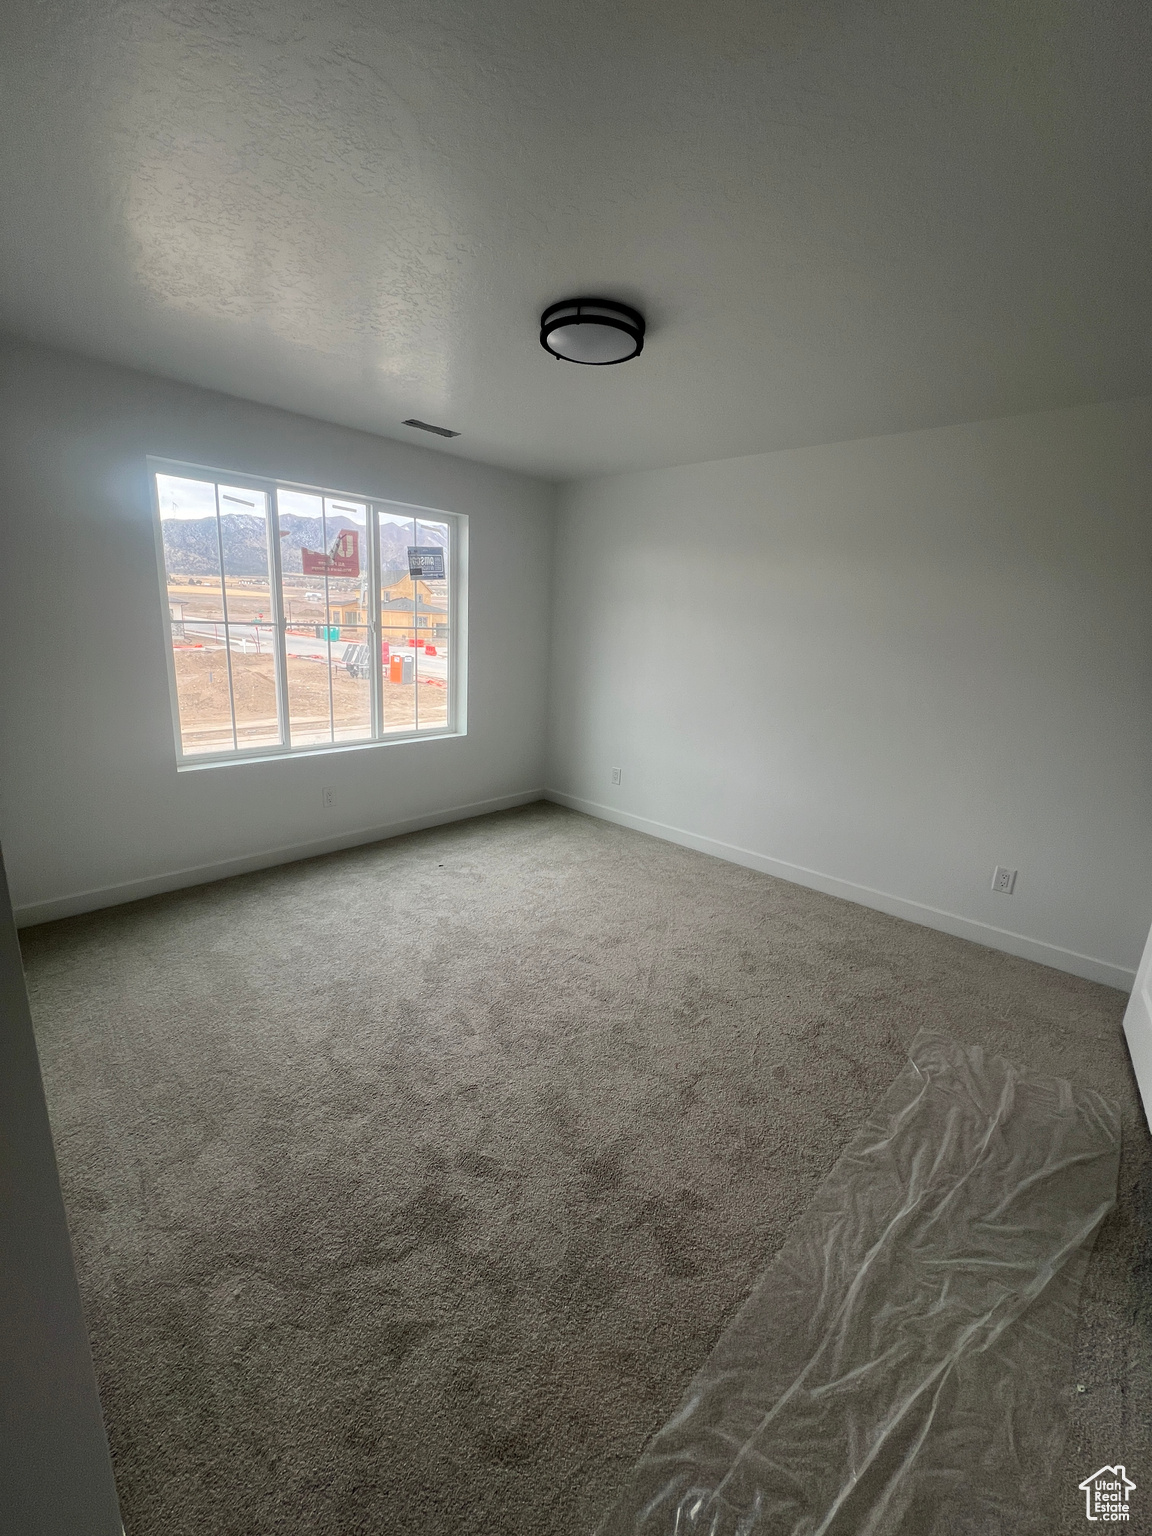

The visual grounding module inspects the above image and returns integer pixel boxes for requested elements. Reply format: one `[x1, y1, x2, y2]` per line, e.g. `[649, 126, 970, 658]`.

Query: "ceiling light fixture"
[539, 297, 645, 365]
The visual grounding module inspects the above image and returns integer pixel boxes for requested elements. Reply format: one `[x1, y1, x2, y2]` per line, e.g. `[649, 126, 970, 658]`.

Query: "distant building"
[381, 595, 447, 642]
[381, 571, 439, 604]
[293, 569, 446, 640]
[322, 593, 446, 641]
[329, 597, 366, 631]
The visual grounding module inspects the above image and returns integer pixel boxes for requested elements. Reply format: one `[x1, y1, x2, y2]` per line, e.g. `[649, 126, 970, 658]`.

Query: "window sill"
[175, 727, 465, 771]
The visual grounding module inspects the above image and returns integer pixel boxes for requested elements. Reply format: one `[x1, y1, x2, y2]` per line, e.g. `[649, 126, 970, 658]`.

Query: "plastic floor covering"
[598, 1031, 1121, 1536]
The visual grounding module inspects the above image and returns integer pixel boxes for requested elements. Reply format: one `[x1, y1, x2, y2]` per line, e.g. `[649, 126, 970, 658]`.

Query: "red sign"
[302, 528, 360, 577]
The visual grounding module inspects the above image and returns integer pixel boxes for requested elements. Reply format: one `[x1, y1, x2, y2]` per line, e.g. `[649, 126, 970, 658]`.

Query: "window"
[151, 460, 463, 764]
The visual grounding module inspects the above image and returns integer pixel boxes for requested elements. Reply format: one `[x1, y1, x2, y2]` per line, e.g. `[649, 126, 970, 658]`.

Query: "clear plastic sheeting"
[598, 1031, 1121, 1536]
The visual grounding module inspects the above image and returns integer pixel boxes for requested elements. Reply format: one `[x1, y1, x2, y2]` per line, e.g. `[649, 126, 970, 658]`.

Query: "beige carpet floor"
[21, 802, 1152, 1535]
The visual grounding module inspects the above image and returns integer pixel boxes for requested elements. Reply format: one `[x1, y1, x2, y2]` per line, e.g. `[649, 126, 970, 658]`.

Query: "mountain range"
[162, 514, 446, 579]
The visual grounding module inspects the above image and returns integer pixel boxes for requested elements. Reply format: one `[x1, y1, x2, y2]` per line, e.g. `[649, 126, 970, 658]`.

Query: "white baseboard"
[18, 786, 1137, 993]
[545, 790, 1136, 993]
[14, 790, 546, 927]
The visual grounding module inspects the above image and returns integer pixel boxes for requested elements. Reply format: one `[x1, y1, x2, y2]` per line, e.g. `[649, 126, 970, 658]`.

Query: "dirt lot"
[173, 646, 446, 754]
[167, 578, 276, 624]
[168, 580, 437, 642]
[168, 578, 364, 623]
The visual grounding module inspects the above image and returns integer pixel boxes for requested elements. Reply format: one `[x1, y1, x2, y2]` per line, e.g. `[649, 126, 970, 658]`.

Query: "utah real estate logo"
[1079, 1465, 1135, 1522]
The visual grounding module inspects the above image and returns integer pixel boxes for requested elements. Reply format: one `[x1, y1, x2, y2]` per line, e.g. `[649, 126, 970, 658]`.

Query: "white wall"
[5, 337, 1149, 988]
[547, 398, 1152, 989]
[0, 848, 122, 1534]
[0, 338, 554, 922]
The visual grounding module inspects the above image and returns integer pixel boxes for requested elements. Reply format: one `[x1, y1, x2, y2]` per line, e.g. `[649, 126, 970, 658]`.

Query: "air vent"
[402, 418, 460, 439]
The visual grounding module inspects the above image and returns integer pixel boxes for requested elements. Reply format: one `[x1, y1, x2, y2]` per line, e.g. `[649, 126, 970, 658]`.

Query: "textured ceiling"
[2, 1, 1150, 479]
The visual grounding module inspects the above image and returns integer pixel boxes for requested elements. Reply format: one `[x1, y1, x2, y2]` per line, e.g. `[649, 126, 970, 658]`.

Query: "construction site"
[165, 570, 450, 754]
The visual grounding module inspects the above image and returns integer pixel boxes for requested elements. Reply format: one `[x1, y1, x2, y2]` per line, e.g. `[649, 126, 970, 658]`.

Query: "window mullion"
[447, 519, 455, 733]
[269, 488, 292, 749]
[368, 505, 383, 739]
[214, 483, 239, 752]
[322, 501, 335, 744]
[412, 516, 419, 732]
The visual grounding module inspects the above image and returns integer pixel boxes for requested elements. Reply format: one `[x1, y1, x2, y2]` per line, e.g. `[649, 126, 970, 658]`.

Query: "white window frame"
[149, 457, 468, 769]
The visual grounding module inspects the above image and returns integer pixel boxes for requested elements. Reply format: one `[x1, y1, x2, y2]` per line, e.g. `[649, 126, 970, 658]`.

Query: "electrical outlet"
[322, 787, 336, 808]
[991, 865, 1017, 895]
[611, 767, 622, 786]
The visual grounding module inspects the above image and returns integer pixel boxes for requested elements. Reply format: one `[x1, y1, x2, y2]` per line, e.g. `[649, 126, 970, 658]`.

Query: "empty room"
[2, 3, 1152, 1533]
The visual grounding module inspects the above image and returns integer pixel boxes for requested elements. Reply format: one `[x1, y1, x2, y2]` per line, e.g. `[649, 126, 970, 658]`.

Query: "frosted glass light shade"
[540, 298, 645, 365]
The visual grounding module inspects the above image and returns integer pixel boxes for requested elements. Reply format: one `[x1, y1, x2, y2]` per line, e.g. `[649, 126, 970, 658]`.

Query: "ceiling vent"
[402, 418, 460, 438]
